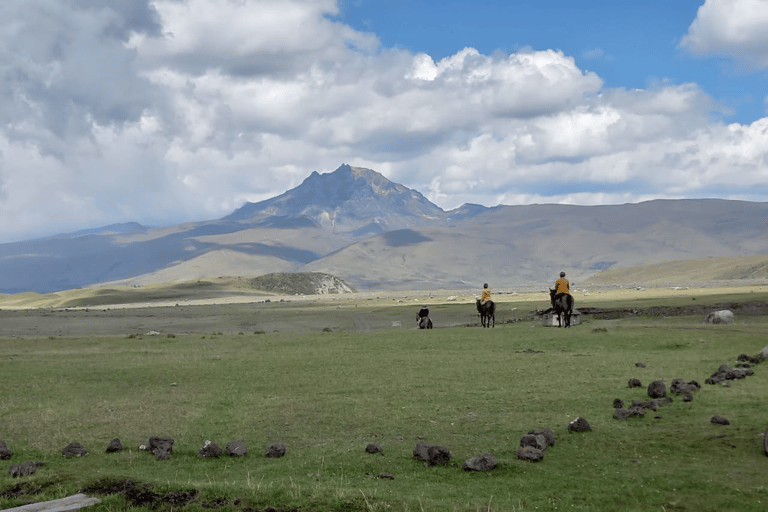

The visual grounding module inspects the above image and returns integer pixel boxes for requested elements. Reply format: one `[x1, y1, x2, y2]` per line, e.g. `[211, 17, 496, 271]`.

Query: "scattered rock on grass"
[516, 446, 544, 462]
[427, 445, 451, 466]
[464, 453, 498, 471]
[613, 398, 625, 409]
[365, 443, 383, 454]
[0, 440, 11, 460]
[413, 441, 430, 462]
[527, 428, 556, 447]
[648, 380, 666, 398]
[106, 438, 123, 453]
[703, 310, 734, 324]
[711, 415, 730, 425]
[226, 439, 247, 456]
[148, 436, 174, 460]
[265, 443, 286, 458]
[10, 461, 45, 477]
[62, 442, 88, 457]
[520, 434, 548, 451]
[568, 417, 592, 432]
[628, 378, 642, 388]
[764, 426, 768, 457]
[198, 440, 222, 458]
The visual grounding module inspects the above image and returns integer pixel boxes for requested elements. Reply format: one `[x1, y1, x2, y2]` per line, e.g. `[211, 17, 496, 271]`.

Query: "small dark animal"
[476, 299, 495, 328]
[549, 289, 574, 328]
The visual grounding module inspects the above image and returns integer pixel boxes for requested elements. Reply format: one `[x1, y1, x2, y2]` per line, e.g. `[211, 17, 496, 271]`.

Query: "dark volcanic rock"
[365, 443, 383, 454]
[106, 438, 123, 453]
[520, 434, 548, 451]
[464, 453, 498, 471]
[265, 443, 287, 458]
[613, 398, 625, 409]
[0, 440, 11, 460]
[568, 417, 592, 432]
[62, 442, 88, 457]
[648, 380, 666, 398]
[427, 445, 451, 466]
[711, 415, 730, 425]
[148, 436, 174, 460]
[628, 378, 642, 388]
[413, 441, 430, 462]
[516, 446, 544, 462]
[198, 440, 223, 458]
[764, 426, 768, 457]
[226, 439, 247, 456]
[527, 428, 556, 447]
[10, 461, 45, 477]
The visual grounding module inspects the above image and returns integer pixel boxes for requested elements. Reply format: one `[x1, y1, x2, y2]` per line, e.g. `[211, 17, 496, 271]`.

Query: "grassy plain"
[1, 291, 768, 511]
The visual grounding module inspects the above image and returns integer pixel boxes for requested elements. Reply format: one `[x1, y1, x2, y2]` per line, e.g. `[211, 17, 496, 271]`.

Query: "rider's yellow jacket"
[555, 277, 570, 295]
[481, 287, 491, 303]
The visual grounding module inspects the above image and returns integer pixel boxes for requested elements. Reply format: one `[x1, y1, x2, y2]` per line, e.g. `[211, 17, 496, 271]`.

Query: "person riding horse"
[550, 272, 574, 328]
[554, 272, 570, 301]
[479, 283, 491, 310]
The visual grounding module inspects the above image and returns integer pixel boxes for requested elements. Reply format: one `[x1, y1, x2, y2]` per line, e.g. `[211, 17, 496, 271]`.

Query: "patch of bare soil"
[577, 300, 768, 319]
[79, 478, 306, 511]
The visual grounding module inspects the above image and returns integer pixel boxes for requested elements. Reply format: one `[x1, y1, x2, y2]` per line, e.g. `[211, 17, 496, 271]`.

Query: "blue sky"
[0, 0, 767, 242]
[339, 0, 763, 124]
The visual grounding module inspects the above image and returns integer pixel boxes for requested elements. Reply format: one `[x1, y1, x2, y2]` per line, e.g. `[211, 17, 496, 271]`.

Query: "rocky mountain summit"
[226, 164, 446, 238]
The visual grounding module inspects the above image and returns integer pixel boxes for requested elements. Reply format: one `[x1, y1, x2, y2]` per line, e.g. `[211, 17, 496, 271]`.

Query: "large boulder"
[464, 453, 498, 471]
[703, 310, 734, 325]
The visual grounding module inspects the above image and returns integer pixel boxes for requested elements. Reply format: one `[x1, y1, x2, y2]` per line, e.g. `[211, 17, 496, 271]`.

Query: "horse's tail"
[566, 294, 574, 311]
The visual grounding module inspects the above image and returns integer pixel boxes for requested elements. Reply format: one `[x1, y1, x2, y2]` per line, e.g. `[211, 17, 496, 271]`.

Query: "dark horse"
[476, 299, 495, 328]
[417, 306, 433, 329]
[549, 289, 574, 328]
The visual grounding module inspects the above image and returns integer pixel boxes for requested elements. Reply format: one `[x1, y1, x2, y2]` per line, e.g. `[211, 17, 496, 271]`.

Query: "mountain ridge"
[1, 164, 768, 293]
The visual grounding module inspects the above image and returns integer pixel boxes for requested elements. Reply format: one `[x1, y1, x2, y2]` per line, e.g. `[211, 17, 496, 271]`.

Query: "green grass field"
[1, 296, 767, 511]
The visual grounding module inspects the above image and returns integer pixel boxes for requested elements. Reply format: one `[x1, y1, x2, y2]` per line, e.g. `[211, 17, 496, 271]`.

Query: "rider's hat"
[560, 271, 565, 277]
[483, 283, 488, 288]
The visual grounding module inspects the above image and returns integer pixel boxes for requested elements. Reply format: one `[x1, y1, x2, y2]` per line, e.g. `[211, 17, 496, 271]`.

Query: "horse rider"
[417, 305, 430, 320]
[554, 272, 570, 301]
[480, 283, 491, 305]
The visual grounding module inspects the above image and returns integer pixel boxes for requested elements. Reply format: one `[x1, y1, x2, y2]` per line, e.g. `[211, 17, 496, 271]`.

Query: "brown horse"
[476, 299, 495, 328]
[549, 289, 574, 328]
